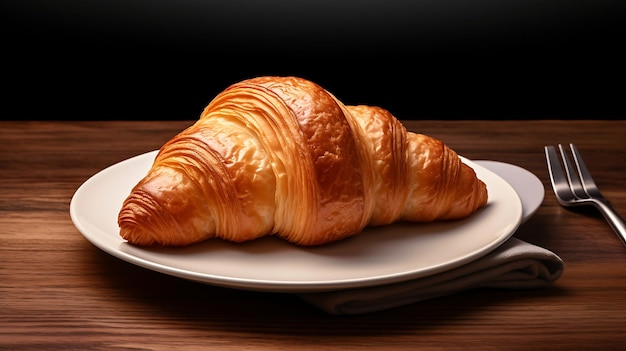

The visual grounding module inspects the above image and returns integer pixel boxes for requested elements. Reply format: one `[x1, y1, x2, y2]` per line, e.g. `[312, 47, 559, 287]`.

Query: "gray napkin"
[299, 237, 564, 315]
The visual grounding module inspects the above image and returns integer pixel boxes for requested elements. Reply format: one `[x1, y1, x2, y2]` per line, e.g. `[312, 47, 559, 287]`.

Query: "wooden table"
[2, 120, 625, 350]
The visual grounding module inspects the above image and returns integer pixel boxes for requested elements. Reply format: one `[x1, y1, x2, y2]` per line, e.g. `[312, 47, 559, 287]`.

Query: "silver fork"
[545, 143, 626, 246]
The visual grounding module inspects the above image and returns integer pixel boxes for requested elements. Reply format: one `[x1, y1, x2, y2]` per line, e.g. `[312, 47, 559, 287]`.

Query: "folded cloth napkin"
[299, 237, 564, 315]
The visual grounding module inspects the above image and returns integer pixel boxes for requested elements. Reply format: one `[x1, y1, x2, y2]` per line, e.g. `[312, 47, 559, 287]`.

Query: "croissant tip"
[119, 225, 156, 247]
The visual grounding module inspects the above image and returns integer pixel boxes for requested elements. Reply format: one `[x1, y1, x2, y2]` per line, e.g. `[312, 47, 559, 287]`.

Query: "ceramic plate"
[70, 151, 523, 292]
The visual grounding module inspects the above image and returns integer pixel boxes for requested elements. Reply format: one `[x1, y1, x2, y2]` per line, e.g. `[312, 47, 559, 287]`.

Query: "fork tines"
[555, 143, 603, 200]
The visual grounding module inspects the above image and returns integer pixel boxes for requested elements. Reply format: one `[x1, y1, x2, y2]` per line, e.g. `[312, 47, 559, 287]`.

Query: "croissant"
[118, 76, 488, 247]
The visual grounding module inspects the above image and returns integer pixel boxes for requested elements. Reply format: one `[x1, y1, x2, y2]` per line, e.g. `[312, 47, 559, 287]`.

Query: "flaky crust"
[118, 76, 488, 247]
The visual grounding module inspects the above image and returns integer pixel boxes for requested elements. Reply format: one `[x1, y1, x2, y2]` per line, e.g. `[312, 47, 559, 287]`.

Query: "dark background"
[3, 0, 625, 121]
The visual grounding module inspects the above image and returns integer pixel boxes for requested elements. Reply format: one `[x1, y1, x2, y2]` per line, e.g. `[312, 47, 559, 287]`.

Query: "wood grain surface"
[1, 120, 625, 350]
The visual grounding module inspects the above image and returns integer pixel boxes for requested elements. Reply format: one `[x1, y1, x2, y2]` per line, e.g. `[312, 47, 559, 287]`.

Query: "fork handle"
[594, 200, 626, 247]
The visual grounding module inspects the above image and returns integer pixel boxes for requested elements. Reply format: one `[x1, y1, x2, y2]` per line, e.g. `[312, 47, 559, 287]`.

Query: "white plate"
[70, 151, 523, 293]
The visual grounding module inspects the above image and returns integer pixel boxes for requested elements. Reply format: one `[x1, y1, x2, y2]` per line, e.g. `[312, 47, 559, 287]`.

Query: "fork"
[545, 143, 626, 246]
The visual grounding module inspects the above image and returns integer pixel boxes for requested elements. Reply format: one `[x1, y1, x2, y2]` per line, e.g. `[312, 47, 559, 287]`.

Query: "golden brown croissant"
[118, 76, 488, 247]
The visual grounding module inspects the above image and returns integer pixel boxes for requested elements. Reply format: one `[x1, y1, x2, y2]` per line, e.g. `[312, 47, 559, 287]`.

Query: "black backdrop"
[3, 0, 625, 121]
